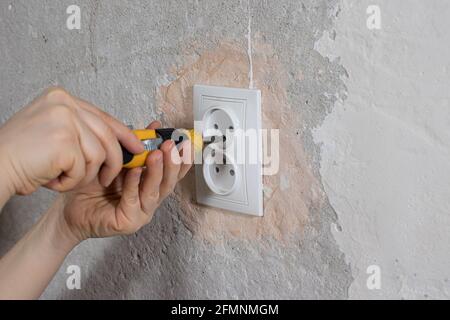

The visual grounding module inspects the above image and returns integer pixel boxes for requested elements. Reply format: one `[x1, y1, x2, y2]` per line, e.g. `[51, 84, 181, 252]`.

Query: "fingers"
[146, 121, 161, 130]
[177, 139, 193, 180]
[147, 120, 192, 179]
[148, 122, 192, 179]
[114, 121, 188, 234]
[140, 150, 163, 214]
[45, 143, 86, 192]
[138, 120, 163, 216]
[118, 150, 163, 233]
[159, 140, 181, 201]
[73, 118, 106, 186]
[144, 122, 192, 200]
[74, 97, 144, 154]
[113, 168, 145, 234]
[76, 108, 123, 187]
[120, 168, 143, 208]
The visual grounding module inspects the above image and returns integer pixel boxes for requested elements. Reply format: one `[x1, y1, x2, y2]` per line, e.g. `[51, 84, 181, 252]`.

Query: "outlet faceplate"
[193, 85, 263, 216]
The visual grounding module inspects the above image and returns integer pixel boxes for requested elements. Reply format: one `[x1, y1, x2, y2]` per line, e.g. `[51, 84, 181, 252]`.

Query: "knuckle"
[44, 86, 71, 103]
[148, 190, 160, 201]
[124, 195, 140, 207]
[143, 189, 160, 203]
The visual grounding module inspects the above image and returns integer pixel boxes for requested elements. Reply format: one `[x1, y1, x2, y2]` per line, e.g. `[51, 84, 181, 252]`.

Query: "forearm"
[0, 197, 80, 299]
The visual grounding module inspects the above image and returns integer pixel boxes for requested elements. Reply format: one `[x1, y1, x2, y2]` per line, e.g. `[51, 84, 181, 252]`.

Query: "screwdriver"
[122, 128, 203, 169]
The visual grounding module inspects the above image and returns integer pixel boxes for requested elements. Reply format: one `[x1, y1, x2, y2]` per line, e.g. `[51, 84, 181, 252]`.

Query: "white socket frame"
[193, 85, 263, 216]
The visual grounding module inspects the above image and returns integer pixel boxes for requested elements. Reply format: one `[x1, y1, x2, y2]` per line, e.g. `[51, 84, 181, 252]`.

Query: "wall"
[0, 0, 448, 299]
[314, 0, 450, 299]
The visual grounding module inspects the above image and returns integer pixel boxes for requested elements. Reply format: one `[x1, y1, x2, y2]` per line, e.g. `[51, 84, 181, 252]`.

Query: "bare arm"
[0, 87, 144, 299]
[0, 197, 78, 299]
[0, 117, 192, 299]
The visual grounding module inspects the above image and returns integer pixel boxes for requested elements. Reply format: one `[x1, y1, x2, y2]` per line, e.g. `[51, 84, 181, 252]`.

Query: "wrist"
[38, 196, 82, 254]
[0, 195, 81, 299]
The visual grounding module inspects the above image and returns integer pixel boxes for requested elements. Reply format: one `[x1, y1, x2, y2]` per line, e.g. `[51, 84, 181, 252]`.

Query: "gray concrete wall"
[0, 0, 448, 299]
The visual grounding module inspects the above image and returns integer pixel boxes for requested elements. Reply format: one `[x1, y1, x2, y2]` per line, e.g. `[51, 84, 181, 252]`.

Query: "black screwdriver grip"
[122, 145, 134, 165]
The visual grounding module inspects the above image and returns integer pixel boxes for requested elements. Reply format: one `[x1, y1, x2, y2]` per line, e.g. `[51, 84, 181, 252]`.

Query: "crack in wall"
[89, 0, 100, 75]
[246, 0, 254, 89]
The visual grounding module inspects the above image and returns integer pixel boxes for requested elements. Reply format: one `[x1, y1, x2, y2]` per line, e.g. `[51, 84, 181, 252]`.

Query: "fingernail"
[154, 151, 163, 161]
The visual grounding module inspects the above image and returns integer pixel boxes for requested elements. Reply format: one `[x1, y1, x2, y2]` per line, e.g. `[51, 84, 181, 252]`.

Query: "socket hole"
[214, 124, 219, 129]
[229, 126, 234, 131]
[230, 169, 235, 176]
[210, 136, 216, 143]
[215, 167, 220, 173]
[211, 149, 216, 157]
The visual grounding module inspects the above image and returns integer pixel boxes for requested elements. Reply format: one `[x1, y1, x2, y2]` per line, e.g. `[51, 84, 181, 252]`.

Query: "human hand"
[0, 87, 144, 197]
[57, 121, 193, 242]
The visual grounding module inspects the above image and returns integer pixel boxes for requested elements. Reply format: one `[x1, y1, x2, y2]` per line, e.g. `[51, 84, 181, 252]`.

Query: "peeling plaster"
[314, 0, 450, 299]
[157, 40, 324, 242]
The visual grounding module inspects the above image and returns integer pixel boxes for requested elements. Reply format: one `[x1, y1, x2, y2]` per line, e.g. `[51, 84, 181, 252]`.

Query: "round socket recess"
[202, 149, 239, 196]
[202, 107, 238, 138]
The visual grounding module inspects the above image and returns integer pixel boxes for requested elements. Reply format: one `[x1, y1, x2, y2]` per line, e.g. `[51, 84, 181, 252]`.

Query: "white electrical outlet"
[193, 85, 263, 216]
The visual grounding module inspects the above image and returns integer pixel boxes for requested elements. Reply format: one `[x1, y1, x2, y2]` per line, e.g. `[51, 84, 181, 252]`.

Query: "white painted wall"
[314, 0, 450, 299]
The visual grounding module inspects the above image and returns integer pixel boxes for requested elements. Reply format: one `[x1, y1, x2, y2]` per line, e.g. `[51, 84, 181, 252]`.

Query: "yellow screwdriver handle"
[122, 129, 158, 169]
[122, 129, 203, 169]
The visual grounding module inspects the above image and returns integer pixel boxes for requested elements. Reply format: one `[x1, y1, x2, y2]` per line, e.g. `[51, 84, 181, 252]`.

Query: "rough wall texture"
[314, 0, 450, 299]
[0, 0, 447, 299]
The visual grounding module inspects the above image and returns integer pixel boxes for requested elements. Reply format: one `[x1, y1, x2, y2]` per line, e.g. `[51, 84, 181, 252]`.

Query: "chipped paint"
[314, 0, 450, 299]
[246, 0, 254, 89]
[157, 40, 324, 242]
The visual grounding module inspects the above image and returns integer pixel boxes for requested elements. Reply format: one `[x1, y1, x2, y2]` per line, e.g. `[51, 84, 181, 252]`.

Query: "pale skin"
[0, 87, 192, 299]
